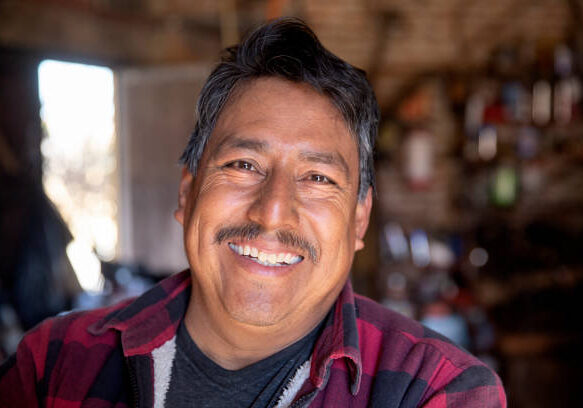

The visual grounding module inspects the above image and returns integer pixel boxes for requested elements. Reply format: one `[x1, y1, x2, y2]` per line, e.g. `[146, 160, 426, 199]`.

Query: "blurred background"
[0, 0, 582, 406]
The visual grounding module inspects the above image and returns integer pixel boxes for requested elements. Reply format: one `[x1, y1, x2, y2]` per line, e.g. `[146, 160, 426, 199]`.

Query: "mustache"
[214, 223, 320, 264]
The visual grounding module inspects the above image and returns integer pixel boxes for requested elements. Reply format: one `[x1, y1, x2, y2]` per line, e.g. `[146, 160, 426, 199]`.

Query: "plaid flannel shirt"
[0, 270, 506, 407]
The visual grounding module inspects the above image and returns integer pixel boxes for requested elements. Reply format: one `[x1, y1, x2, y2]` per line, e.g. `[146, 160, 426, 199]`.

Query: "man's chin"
[223, 296, 294, 328]
[228, 308, 288, 328]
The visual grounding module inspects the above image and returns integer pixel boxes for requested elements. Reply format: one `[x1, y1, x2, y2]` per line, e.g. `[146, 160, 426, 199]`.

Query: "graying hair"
[179, 18, 379, 200]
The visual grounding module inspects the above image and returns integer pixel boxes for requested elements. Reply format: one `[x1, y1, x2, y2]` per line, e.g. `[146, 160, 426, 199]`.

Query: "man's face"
[176, 77, 372, 330]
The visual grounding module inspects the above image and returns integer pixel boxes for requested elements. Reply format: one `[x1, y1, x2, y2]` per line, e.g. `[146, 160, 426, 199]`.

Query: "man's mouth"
[228, 243, 303, 267]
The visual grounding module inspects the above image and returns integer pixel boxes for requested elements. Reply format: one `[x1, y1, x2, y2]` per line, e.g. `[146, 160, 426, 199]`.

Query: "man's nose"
[247, 170, 298, 231]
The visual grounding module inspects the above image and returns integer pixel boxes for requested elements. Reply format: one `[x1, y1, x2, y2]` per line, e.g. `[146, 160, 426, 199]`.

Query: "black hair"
[179, 17, 379, 200]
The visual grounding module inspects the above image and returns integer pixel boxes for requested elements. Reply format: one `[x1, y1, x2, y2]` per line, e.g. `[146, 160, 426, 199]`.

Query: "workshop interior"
[1, 1, 582, 406]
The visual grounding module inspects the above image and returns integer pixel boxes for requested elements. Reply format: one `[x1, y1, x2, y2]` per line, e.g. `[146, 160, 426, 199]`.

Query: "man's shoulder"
[353, 294, 500, 391]
[0, 301, 135, 407]
[20, 298, 132, 355]
[354, 293, 424, 339]
[22, 270, 191, 351]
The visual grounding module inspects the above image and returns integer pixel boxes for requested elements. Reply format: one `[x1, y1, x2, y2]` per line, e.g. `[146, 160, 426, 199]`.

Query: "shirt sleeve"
[0, 339, 41, 408]
[422, 364, 507, 408]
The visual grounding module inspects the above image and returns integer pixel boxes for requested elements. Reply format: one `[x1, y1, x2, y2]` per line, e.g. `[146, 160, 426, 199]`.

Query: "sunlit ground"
[38, 60, 117, 292]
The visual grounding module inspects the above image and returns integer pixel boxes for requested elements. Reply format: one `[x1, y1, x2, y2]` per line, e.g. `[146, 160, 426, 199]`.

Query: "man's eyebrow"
[299, 150, 351, 183]
[212, 136, 269, 158]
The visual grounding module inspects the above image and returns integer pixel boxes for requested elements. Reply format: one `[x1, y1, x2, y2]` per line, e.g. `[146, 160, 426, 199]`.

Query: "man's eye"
[309, 174, 335, 185]
[226, 161, 256, 171]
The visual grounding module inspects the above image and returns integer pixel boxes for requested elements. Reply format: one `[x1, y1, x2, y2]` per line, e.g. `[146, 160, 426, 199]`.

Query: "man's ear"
[174, 167, 194, 226]
[354, 187, 373, 252]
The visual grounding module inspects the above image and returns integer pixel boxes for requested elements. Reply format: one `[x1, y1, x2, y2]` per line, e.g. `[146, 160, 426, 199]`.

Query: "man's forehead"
[221, 77, 349, 126]
[210, 77, 354, 137]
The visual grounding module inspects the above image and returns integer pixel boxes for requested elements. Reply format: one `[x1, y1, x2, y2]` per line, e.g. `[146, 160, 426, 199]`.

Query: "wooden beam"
[0, 1, 221, 65]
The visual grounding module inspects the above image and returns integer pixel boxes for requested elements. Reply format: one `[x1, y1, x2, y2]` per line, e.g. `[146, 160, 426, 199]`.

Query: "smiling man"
[174, 77, 371, 374]
[0, 18, 506, 408]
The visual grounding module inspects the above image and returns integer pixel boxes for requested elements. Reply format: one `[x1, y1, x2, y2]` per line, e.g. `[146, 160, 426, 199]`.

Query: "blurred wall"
[116, 64, 210, 273]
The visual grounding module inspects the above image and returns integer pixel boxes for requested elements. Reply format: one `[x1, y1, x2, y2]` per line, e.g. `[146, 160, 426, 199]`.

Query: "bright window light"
[38, 60, 117, 292]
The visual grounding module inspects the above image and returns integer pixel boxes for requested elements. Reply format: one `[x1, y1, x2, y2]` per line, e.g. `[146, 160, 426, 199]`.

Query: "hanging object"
[477, 125, 497, 161]
[491, 165, 518, 207]
[532, 80, 552, 126]
[410, 229, 430, 268]
[402, 129, 434, 189]
[465, 93, 485, 137]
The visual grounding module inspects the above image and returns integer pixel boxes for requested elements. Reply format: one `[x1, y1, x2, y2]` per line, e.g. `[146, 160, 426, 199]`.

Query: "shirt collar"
[89, 271, 363, 393]
[89, 270, 191, 356]
[310, 281, 362, 395]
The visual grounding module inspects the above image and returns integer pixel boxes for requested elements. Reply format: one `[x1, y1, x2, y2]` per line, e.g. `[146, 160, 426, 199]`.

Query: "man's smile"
[228, 242, 304, 267]
[215, 222, 320, 264]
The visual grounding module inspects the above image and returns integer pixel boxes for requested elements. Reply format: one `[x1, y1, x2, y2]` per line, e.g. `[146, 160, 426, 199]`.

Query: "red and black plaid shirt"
[0, 270, 506, 407]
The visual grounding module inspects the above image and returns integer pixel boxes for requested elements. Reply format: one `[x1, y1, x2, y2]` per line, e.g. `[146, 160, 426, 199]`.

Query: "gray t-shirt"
[165, 321, 320, 408]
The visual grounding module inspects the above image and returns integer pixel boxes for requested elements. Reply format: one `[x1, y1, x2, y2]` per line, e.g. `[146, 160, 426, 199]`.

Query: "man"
[0, 18, 506, 407]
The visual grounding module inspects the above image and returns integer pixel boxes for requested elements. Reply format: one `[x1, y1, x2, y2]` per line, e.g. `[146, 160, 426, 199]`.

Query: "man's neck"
[183, 286, 328, 370]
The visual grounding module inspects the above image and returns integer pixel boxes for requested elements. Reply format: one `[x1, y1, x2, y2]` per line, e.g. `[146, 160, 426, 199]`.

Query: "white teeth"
[228, 243, 303, 266]
[288, 255, 302, 264]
